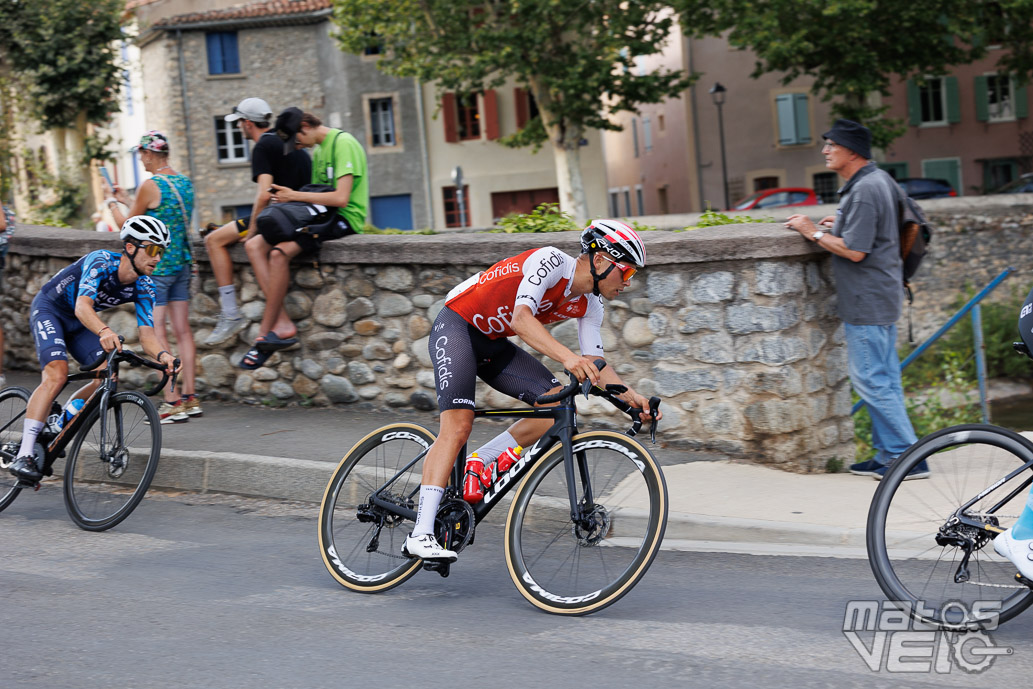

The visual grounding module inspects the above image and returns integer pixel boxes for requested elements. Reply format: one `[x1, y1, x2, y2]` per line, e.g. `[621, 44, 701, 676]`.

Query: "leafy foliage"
[681, 209, 774, 230]
[673, 0, 1033, 149]
[0, 0, 125, 129]
[494, 203, 580, 233]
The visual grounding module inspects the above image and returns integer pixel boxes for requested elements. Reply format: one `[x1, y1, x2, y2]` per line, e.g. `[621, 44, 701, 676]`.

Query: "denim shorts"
[151, 264, 191, 306]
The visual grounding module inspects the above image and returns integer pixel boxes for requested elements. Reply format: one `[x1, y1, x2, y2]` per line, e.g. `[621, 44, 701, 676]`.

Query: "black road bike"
[318, 364, 667, 615]
[867, 341, 1033, 631]
[0, 345, 175, 531]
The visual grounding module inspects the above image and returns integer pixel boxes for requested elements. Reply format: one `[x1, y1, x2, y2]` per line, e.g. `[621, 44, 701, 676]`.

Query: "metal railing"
[852, 267, 1016, 423]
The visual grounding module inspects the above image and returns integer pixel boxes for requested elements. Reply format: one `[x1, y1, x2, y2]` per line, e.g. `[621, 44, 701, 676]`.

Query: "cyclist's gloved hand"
[628, 392, 662, 424]
[98, 327, 122, 353]
[157, 351, 179, 375]
[562, 355, 601, 386]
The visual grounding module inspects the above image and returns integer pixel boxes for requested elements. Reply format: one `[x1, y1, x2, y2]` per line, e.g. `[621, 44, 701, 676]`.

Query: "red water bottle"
[463, 453, 485, 503]
[496, 445, 523, 473]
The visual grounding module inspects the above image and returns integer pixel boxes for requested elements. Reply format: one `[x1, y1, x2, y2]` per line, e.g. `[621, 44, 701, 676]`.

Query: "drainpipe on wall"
[175, 29, 199, 225]
[686, 34, 705, 212]
[413, 78, 434, 229]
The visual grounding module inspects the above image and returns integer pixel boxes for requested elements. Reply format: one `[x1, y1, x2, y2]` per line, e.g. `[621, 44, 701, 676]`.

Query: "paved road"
[3, 490, 1032, 688]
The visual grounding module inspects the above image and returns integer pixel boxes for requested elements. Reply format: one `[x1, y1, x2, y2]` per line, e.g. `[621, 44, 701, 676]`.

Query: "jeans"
[845, 323, 918, 466]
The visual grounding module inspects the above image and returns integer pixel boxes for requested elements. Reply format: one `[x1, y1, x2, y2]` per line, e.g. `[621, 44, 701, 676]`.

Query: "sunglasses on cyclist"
[132, 242, 165, 258]
[600, 254, 637, 281]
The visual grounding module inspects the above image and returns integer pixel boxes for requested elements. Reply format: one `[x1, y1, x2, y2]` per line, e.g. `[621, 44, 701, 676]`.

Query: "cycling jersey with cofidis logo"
[445, 247, 604, 355]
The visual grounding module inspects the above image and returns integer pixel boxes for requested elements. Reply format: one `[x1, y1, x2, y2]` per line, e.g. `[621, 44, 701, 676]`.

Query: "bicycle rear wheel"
[318, 423, 434, 592]
[0, 386, 31, 512]
[505, 430, 668, 615]
[64, 390, 161, 531]
[867, 424, 1033, 630]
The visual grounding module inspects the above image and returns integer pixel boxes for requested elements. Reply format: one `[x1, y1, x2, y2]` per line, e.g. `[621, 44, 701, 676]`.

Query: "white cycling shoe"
[402, 533, 458, 562]
[993, 528, 1033, 580]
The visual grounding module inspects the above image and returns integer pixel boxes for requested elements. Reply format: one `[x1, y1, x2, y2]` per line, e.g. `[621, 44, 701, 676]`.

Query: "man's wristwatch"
[811, 230, 825, 242]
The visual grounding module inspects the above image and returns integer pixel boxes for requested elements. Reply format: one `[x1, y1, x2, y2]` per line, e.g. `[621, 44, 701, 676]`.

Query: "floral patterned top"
[148, 174, 194, 277]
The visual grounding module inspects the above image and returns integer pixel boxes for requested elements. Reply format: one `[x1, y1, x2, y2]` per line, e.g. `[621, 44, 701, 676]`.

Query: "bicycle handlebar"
[79, 337, 179, 397]
[533, 360, 662, 442]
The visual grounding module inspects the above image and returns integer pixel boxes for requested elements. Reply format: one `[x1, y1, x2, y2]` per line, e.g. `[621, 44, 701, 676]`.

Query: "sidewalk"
[2, 370, 912, 556]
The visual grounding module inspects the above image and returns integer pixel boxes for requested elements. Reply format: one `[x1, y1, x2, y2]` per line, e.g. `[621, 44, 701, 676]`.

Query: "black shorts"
[431, 307, 559, 412]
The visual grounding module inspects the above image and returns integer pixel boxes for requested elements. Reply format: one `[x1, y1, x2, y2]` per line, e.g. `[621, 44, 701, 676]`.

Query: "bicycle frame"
[368, 402, 588, 525]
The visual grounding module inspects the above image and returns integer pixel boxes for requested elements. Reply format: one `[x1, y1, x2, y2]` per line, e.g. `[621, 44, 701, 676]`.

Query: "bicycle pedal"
[1016, 573, 1033, 589]
[422, 560, 451, 577]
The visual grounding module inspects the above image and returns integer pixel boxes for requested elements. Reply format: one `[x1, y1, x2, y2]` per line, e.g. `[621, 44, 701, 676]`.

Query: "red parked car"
[731, 187, 821, 211]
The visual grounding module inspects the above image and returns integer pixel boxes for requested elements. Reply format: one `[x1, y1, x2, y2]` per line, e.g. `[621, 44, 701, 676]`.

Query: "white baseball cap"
[225, 97, 273, 123]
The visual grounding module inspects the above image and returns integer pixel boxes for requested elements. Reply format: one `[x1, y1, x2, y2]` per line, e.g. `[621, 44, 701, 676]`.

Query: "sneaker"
[994, 528, 1033, 580]
[402, 533, 458, 562]
[204, 313, 247, 346]
[181, 396, 203, 417]
[9, 454, 42, 482]
[849, 459, 885, 477]
[873, 460, 930, 481]
[157, 401, 189, 425]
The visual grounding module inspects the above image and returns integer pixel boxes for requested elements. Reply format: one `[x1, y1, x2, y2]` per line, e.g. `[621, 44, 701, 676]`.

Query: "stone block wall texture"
[2, 223, 854, 472]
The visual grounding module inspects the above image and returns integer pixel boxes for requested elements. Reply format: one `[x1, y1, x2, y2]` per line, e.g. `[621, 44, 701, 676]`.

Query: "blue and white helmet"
[120, 215, 170, 248]
[580, 219, 646, 268]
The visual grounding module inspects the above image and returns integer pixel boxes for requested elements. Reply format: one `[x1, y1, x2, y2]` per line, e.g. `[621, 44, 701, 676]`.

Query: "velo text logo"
[842, 600, 1012, 674]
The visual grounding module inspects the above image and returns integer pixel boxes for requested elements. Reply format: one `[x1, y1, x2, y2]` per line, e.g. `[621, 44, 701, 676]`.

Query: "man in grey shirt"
[786, 119, 927, 480]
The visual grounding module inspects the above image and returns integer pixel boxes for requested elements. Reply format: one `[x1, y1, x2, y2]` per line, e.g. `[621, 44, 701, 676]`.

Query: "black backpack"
[895, 188, 934, 341]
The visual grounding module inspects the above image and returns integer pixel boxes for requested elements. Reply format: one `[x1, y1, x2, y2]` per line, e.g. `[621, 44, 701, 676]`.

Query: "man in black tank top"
[202, 97, 312, 346]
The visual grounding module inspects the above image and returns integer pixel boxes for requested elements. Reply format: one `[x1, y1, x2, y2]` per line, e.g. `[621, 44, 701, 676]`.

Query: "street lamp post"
[709, 82, 729, 210]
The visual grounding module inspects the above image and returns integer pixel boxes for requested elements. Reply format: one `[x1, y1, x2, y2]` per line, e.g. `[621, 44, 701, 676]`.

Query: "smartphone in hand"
[99, 166, 114, 190]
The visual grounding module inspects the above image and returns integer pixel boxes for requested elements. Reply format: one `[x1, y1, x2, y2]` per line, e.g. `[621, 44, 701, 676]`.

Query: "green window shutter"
[974, 75, 989, 122]
[907, 80, 921, 126]
[1017, 82, 1029, 119]
[793, 93, 811, 143]
[776, 94, 796, 144]
[946, 76, 961, 123]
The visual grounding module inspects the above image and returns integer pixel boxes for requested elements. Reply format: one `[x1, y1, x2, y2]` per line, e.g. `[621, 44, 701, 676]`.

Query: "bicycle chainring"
[434, 498, 476, 555]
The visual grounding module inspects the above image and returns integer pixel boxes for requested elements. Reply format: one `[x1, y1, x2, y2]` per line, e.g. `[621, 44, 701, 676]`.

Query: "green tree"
[0, 0, 124, 223]
[332, 0, 692, 221]
[673, 0, 1033, 149]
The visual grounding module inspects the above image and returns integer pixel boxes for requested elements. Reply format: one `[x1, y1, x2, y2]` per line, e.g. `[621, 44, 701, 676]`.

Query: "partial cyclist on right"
[405, 219, 659, 562]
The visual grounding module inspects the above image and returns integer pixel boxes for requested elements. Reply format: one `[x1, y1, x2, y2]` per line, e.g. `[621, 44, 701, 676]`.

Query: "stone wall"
[1, 224, 851, 471]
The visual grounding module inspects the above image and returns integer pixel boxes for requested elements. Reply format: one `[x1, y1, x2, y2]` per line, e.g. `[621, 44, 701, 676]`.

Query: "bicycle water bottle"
[496, 445, 522, 473]
[61, 398, 86, 428]
[463, 452, 486, 503]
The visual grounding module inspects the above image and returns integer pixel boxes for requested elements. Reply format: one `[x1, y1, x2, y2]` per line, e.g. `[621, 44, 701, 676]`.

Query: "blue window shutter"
[206, 33, 223, 74]
[776, 94, 796, 145]
[974, 75, 989, 122]
[1017, 82, 1029, 119]
[222, 32, 239, 74]
[793, 93, 811, 144]
[946, 76, 961, 123]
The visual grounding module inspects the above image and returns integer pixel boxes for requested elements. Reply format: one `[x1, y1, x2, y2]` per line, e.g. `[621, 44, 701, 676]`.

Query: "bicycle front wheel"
[867, 424, 1033, 630]
[318, 423, 435, 592]
[64, 390, 162, 531]
[0, 386, 31, 512]
[505, 430, 668, 615]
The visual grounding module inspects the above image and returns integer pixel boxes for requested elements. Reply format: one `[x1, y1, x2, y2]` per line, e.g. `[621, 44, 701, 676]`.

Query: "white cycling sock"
[412, 485, 445, 536]
[218, 285, 239, 319]
[475, 430, 518, 464]
[18, 418, 44, 459]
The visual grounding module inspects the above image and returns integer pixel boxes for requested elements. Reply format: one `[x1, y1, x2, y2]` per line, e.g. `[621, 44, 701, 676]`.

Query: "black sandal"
[239, 344, 273, 370]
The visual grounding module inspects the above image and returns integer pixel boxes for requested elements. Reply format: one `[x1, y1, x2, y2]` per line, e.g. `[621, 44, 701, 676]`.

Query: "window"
[370, 98, 396, 147]
[221, 204, 253, 223]
[120, 42, 134, 116]
[984, 158, 1018, 192]
[206, 32, 240, 75]
[657, 186, 669, 215]
[878, 163, 908, 181]
[215, 116, 249, 163]
[775, 93, 811, 146]
[457, 94, 480, 140]
[371, 194, 413, 230]
[813, 172, 837, 204]
[753, 176, 780, 192]
[908, 77, 960, 126]
[643, 117, 653, 153]
[443, 186, 470, 227]
[986, 74, 1014, 121]
[608, 190, 620, 217]
[632, 119, 639, 158]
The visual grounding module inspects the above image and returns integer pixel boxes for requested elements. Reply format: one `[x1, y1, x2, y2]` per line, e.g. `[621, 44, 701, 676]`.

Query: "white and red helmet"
[580, 219, 646, 268]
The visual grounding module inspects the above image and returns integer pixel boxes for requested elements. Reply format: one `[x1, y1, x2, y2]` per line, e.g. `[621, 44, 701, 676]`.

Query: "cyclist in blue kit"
[8, 216, 179, 482]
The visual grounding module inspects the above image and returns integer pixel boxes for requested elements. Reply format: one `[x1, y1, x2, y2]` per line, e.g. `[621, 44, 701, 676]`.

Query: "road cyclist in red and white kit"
[404, 219, 660, 562]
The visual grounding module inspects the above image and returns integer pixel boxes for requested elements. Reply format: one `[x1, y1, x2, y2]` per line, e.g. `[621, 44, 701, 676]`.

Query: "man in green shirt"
[240, 108, 368, 370]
